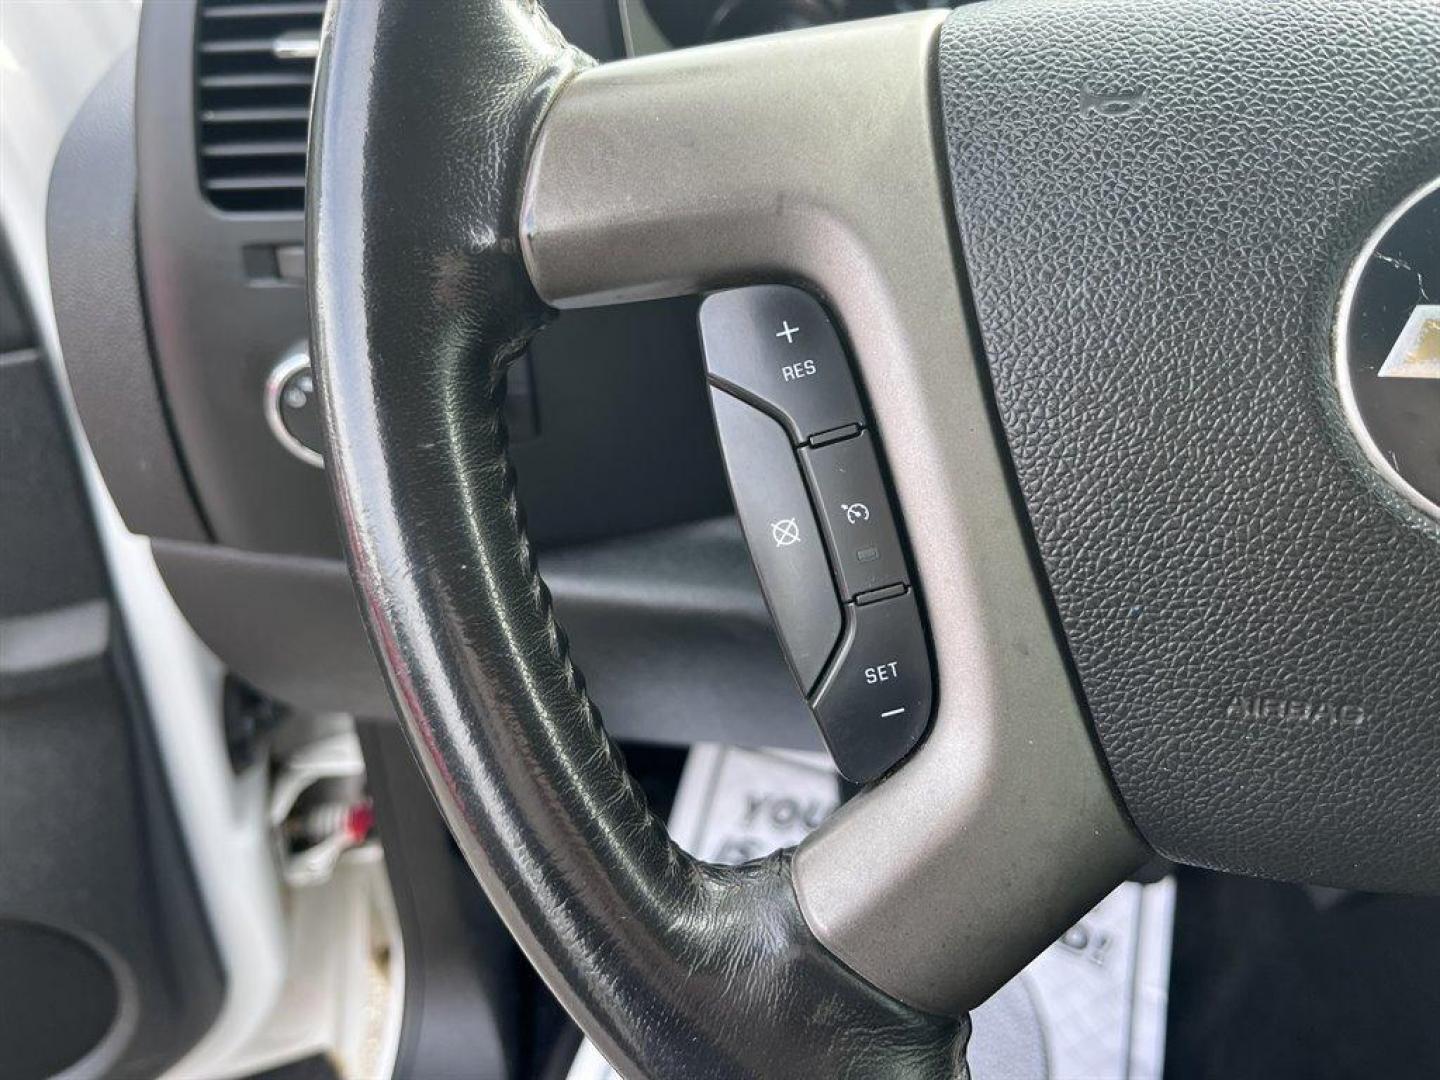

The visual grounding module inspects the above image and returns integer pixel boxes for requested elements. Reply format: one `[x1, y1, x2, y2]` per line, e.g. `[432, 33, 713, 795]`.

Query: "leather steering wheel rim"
[310, 0, 1440, 1076]
[308, 2, 968, 1076]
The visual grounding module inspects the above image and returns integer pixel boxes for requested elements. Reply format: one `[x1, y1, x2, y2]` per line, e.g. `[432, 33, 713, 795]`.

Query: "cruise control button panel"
[699, 285, 864, 442]
[701, 285, 936, 783]
[811, 594, 932, 784]
[708, 388, 842, 693]
[802, 432, 908, 600]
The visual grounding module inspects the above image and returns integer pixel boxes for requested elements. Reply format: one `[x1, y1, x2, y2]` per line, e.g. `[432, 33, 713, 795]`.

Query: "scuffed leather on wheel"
[939, 0, 1440, 891]
[308, 0, 967, 1075]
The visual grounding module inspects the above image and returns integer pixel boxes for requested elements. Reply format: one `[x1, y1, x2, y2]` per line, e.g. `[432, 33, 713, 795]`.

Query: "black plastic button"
[709, 388, 842, 693]
[810, 593, 932, 783]
[699, 286, 865, 443]
[802, 432, 908, 600]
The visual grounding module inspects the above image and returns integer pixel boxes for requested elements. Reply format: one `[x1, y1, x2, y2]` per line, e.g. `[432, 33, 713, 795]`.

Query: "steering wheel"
[307, 1, 1440, 1075]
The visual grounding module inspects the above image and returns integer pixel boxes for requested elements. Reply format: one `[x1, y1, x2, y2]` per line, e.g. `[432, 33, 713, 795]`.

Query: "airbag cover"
[938, 0, 1440, 890]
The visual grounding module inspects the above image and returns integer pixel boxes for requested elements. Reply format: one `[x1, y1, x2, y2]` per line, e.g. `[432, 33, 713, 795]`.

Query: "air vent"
[195, 0, 324, 213]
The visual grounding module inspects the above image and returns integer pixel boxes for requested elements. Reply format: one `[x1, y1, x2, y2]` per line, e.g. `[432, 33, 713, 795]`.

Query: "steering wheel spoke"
[520, 11, 1141, 1016]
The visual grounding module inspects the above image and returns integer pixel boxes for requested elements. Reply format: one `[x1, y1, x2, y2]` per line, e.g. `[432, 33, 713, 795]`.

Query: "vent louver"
[195, 0, 324, 213]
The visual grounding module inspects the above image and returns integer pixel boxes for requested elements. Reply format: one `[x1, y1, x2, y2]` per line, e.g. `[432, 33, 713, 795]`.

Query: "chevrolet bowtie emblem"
[1377, 304, 1440, 380]
[1335, 175, 1440, 523]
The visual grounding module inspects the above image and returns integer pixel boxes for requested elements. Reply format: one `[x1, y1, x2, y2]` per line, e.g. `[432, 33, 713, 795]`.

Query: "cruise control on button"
[699, 286, 865, 442]
[802, 432, 908, 600]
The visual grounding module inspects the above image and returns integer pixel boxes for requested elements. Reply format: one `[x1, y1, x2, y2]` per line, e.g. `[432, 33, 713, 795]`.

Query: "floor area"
[1166, 869, 1440, 1080]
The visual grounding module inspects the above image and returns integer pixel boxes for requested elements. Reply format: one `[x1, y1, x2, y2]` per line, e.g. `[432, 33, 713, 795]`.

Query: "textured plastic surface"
[46, 51, 208, 543]
[938, 0, 1440, 890]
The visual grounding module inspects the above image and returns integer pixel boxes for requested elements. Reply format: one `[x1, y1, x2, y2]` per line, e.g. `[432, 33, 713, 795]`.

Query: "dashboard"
[638, 0, 953, 47]
[49, 0, 953, 749]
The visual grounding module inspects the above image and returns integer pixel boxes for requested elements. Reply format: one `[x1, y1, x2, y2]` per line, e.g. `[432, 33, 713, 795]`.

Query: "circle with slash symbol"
[770, 518, 802, 547]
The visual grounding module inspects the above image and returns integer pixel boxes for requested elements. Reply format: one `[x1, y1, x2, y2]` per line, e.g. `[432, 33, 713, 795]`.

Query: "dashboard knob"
[264, 347, 324, 467]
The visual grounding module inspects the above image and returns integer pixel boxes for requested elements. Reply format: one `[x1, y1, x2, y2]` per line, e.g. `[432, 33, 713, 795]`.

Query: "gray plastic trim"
[521, 11, 1144, 1015]
[0, 600, 109, 678]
